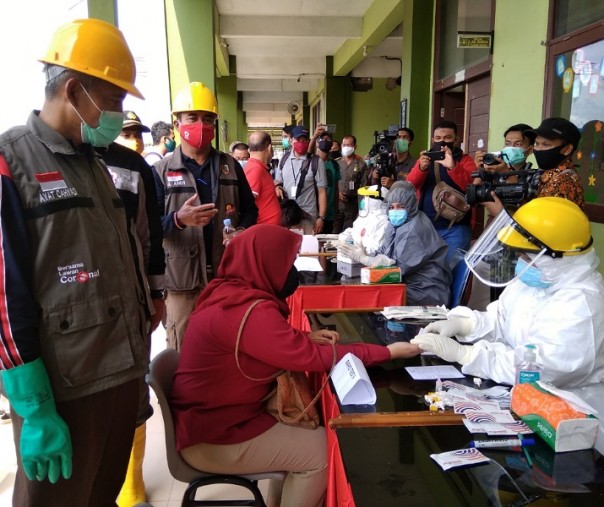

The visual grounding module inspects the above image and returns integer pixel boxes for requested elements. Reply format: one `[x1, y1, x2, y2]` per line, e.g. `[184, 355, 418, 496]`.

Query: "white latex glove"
[423, 316, 473, 338]
[368, 254, 396, 268]
[411, 333, 474, 364]
[337, 243, 368, 264]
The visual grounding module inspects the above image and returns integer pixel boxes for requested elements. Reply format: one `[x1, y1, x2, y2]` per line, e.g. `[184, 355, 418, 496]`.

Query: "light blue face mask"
[388, 209, 408, 227]
[239, 160, 248, 169]
[515, 258, 553, 288]
[72, 83, 124, 148]
[501, 146, 527, 166]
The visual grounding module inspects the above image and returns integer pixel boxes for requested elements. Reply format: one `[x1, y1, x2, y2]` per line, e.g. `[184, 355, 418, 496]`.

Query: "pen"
[196, 177, 208, 186]
[519, 433, 534, 468]
[470, 438, 535, 448]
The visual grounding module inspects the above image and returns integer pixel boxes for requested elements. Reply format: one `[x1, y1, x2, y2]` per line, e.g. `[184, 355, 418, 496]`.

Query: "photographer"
[378, 127, 417, 188]
[472, 123, 536, 218]
[368, 130, 397, 188]
[407, 120, 477, 266]
[334, 135, 367, 233]
[529, 117, 584, 207]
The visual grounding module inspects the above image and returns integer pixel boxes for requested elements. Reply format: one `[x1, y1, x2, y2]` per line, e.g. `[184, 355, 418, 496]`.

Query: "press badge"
[290, 186, 298, 198]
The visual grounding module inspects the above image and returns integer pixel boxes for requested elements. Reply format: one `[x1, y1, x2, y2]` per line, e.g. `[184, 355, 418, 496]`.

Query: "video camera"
[369, 129, 397, 177]
[465, 165, 542, 207]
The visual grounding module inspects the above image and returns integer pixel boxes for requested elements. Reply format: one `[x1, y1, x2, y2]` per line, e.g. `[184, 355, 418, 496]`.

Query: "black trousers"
[12, 378, 139, 507]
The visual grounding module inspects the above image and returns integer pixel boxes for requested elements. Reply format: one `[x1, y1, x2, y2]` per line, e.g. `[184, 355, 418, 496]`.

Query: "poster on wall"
[553, 38, 604, 217]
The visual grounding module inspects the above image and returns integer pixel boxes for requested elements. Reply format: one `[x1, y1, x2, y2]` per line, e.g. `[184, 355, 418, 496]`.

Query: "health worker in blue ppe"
[338, 181, 451, 306]
[411, 197, 604, 452]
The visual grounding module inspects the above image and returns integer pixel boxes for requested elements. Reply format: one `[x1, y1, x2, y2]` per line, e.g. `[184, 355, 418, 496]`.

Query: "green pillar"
[325, 56, 351, 142]
[400, 0, 435, 152]
[165, 0, 216, 102]
[216, 75, 239, 152]
[86, 0, 116, 23]
[237, 92, 247, 144]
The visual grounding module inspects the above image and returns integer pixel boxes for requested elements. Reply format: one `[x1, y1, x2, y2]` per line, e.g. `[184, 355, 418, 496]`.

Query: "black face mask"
[431, 141, 455, 152]
[276, 266, 300, 300]
[534, 144, 570, 169]
[318, 139, 333, 153]
[328, 151, 341, 160]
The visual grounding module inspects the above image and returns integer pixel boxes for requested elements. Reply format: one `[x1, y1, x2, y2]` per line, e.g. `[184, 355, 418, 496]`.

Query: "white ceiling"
[215, 0, 403, 127]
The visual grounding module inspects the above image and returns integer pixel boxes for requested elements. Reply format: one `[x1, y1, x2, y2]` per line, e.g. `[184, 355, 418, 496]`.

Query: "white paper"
[331, 353, 377, 405]
[536, 381, 598, 416]
[382, 305, 448, 320]
[294, 235, 324, 272]
[463, 419, 533, 436]
[431, 448, 489, 471]
[405, 365, 465, 380]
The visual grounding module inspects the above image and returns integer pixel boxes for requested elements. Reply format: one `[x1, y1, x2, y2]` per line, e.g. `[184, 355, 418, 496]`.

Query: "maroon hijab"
[193, 224, 302, 317]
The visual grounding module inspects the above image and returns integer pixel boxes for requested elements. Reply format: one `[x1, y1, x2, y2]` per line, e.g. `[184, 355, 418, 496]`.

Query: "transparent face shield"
[464, 210, 548, 287]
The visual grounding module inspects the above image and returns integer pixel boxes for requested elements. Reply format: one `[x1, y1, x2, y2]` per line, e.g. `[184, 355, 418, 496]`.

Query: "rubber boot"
[117, 423, 147, 507]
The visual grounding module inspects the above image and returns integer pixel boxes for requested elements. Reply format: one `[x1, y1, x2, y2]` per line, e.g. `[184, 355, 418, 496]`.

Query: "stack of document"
[382, 305, 448, 321]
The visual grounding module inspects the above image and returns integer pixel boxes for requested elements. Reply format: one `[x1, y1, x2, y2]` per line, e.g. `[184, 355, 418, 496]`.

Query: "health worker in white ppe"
[339, 181, 451, 306]
[411, 197, 604, 451]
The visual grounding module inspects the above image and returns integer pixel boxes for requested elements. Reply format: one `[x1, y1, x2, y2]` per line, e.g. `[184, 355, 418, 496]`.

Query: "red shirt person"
[243, 130, 281, 225]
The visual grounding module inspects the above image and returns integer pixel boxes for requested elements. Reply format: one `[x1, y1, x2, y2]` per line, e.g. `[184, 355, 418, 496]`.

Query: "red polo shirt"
[243, 157, 281, 225]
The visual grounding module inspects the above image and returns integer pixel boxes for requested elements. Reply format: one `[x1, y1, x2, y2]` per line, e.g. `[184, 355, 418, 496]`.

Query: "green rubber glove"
[1, 358, 72, 483]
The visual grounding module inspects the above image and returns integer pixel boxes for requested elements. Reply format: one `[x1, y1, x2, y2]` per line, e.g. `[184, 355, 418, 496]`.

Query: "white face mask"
[342, 146, 355, 157]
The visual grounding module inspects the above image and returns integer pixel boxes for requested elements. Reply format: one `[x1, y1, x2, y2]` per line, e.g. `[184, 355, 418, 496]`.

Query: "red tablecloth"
[292, 284, 406, 507]
[287, 284, 406, 332]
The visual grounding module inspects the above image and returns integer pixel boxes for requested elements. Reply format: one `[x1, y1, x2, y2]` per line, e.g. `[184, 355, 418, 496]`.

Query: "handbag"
[432, 167, 470, 228]
[235, 299, 337, 429]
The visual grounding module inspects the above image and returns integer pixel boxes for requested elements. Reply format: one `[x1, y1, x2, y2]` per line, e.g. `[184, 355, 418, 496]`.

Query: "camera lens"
[483, 153, 499, 166]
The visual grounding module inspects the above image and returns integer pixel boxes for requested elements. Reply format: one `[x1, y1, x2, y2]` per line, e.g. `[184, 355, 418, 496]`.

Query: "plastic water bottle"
[223, 218, 236, 246]
[515, 344, 541, 384]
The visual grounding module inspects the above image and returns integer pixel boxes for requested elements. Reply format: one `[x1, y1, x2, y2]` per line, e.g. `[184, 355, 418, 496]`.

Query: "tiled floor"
[0, 326, 268, 507]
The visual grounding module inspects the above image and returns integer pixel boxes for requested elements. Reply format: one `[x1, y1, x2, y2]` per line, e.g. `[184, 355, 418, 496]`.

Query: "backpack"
[432, 166, 470, 228]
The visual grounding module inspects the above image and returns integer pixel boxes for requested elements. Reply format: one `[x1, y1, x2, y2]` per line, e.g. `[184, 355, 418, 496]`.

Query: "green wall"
[400, 0, 435, 152]
[489, 0, 548, 149]
[351, 79, 401, 156]
[87, 0, 115, 23]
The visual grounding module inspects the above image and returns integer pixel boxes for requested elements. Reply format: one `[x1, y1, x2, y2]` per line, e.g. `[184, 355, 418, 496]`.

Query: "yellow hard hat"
[497, 197, 592, 257]
[39, 18, 143, 99]
[172, 82, 219, 116]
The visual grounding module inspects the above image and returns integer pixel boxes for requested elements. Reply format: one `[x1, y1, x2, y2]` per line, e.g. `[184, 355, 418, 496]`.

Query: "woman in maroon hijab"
[170, 224, 420, 506]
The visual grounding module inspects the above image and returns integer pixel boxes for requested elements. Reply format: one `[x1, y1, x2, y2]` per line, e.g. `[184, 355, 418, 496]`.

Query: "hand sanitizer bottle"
[515, 344, 541, 384]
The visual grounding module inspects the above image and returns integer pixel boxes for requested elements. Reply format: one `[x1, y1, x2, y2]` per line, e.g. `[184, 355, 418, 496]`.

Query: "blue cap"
[292, 125, 309, 139]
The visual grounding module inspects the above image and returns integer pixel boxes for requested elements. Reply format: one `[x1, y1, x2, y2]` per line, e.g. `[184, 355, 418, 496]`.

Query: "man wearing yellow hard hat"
[0, 18, 150, 506]
[411, 197, 604, 453]
[152, 81, 258, 351]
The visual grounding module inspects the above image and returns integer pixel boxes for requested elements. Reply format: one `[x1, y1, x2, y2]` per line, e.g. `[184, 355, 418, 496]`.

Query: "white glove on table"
[423, 316, 474, 338]
[411, 333, 474, 364]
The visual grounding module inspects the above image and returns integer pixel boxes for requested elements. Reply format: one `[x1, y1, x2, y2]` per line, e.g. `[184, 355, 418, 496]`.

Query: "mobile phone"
[325, 124, 336, 134]
[425, 150, 446, 161]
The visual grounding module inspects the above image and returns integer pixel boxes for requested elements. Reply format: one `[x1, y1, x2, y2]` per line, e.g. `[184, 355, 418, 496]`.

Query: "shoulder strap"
[311, 155, 318, 177]
[279, 151, 290, 171]
[433, 164, 442, 184]
[235, 299, 284, 381]
[294, 157, 312, 201]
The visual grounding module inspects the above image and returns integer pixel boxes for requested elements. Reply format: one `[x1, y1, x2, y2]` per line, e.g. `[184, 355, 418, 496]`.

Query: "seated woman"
[339, 181, 452, 306]
[170, 224, 420, 507]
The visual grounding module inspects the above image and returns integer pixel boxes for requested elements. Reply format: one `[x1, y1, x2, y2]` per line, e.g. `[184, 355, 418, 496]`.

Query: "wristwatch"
[317, 216, 326, 221]
[150, 289, 166, 300]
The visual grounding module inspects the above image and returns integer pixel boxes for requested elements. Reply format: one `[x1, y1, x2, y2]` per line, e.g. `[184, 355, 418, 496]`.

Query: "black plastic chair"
[146, 349, 286, 507]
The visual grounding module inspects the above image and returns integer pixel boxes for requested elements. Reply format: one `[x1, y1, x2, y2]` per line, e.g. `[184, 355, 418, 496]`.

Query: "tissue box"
[511, 382, 599, 452]
[361, 266, 402, 284]
[336, 260, 362, 277]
